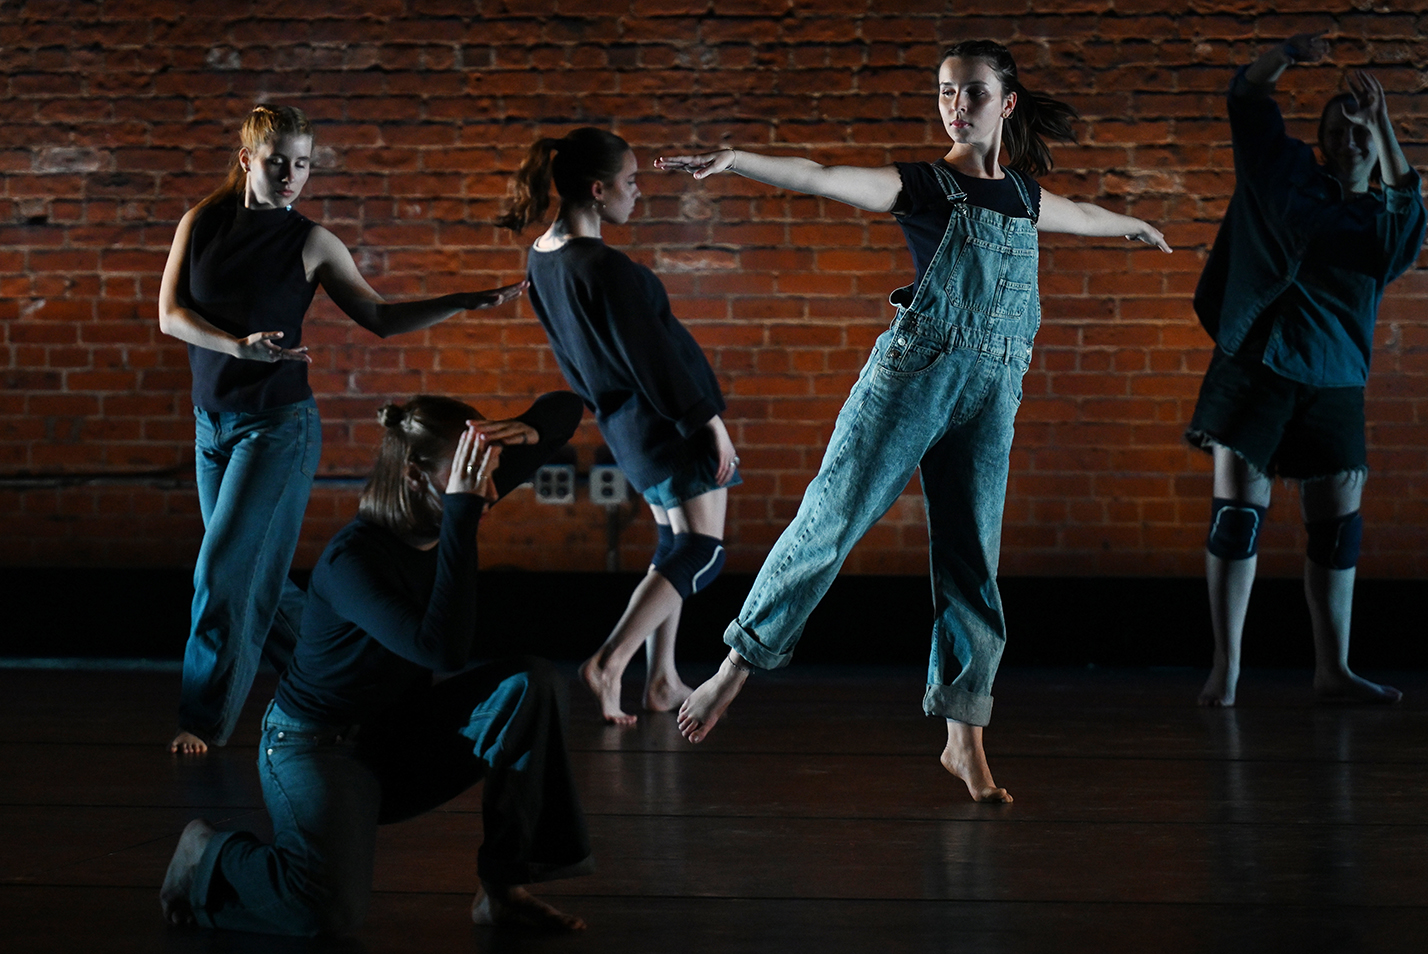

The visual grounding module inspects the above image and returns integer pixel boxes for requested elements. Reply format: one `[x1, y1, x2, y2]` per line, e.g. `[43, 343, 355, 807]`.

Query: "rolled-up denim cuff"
[923, 684, 993, 726]
[723, 619, 791, 671]
[189, 829, 244, 928]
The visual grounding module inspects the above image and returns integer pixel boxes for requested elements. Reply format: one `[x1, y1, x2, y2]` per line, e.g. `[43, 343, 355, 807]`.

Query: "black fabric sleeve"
[491, 390, 585, 500]
[891, 162, 935, 217]
[1227, 65, 1300, 187]
[319, 494, 484, 671]
[601, 255, 721, 438]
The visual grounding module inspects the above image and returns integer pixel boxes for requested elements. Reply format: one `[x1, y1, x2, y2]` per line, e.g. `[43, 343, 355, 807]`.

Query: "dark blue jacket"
[1194, 67, 1426, 388]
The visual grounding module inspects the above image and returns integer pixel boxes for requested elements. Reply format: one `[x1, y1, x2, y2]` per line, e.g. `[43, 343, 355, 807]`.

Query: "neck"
[242, 183, 287, 211]
[1334, 168, 1372, 195]
[551, 202, 602, 241]
[942, 138, 1004, 179]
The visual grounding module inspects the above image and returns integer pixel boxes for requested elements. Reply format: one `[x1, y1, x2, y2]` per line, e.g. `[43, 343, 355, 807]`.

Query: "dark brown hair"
[940, 40, 1078, 178]
[496, 127, 631, 232]
[358, 395, 480, 540]
[196, 104, 315, 212]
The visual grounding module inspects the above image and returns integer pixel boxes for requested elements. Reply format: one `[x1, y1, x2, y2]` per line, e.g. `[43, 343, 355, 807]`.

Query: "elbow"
[157, 309, 180, 339]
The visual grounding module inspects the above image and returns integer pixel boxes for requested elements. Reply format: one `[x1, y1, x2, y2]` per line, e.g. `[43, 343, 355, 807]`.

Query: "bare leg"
[159, 818, 215, 926]
[582, 491, 726, 724]
[940, 720, 1012, 803]
[1300, 473, 1400, 704]
[643, 605, 692, 712]
[677, 649, 749, 743]
[1201, 446, 1272, 707]
[169, 730, 209, 756]
[472, 882, 586, 932]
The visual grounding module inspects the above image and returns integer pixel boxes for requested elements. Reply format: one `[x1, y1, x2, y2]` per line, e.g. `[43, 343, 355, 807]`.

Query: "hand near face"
[446, 426, 503, 499]
[1343, 70, 1389, 128]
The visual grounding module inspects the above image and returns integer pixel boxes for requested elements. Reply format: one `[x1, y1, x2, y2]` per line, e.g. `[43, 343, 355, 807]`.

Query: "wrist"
[726, 149, 738, 172]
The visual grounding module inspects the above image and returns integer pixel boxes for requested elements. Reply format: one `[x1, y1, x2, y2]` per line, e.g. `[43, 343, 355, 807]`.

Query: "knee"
[653, 533, 726, 599]
[1306, 511, 1362, 570]
[1206, 497, 1267, 560]
[650, 521, 676, 567]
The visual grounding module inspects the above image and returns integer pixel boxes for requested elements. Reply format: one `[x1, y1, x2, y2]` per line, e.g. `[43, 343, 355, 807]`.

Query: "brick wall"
[3, 1, 1427, 577]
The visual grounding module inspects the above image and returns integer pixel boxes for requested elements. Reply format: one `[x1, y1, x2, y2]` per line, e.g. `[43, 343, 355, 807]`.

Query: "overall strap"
[1004, 167, 1037, 220]
[931, 162, 968, 204]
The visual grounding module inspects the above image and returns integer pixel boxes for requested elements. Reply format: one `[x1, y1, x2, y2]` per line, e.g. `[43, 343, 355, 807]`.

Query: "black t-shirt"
[892, 161, 1042, 289]
[182, 196, 319, 412]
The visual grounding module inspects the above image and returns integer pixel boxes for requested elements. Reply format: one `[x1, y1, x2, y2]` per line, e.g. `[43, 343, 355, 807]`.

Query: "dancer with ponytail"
[659, 40, 1170, 801]
[498, 128, 739, 726]
[159, 104, 527, 755]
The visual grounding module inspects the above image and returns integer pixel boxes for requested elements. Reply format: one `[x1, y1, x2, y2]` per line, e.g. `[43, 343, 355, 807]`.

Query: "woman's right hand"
[231, 330, 311, 364]
[1283, 32, 1329, 64]
[655, 150, 736, 180]
[446, 426, 504, 498]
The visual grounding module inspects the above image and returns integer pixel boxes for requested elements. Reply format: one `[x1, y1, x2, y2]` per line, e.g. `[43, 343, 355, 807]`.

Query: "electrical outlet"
[533, 464, 576, 505]
[589, 465, 627, 506]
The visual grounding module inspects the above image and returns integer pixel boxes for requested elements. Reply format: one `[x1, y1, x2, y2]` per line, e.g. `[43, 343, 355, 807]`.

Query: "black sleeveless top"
[181, 195, 319, 412]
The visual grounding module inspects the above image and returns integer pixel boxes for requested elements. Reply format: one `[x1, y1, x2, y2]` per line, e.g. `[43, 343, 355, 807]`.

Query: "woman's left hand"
[447, 426, 504, 497]
[709, 416, 739, 486]
[458, 281, 529, 310]
[1127, 221, 1173, 253]
[467, 418, 539, 446]
[1344, 70, 1390, 128]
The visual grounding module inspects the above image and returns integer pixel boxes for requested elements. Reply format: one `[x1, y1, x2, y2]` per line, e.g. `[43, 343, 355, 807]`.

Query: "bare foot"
[472, 883, 586, 932]
[643, 671, 693, 712]
[160, 819, 215, 926]
[580, 656, 636, 726]
[170, 731, 209, 755]
[1198, 663, 1239, 707]
[940, 721, 1012, 803]
[677, 653, 748, 743]
[1314, 670, 1402, 704]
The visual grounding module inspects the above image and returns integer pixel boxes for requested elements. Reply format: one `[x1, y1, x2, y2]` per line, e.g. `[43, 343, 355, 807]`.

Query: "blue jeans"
[189, 659, 593, 936]
[725, 167, 1040, 726]
[180, 398, 320, 745]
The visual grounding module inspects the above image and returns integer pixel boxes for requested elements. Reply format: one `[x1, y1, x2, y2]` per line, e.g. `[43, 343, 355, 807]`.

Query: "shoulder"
[892, 161, 943, 215]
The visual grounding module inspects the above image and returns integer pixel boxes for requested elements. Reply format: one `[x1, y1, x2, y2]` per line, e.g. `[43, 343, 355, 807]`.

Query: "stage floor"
[2, 663, 1426, 953]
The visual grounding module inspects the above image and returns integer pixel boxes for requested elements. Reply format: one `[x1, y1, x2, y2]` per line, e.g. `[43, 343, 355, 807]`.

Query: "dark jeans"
[188, 657, 593, 936]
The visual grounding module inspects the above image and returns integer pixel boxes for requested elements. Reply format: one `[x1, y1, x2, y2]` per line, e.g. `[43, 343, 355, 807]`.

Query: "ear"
[404, 461, 426, 489]
[590, 177, 607, 204]
[1002, 90, 1017, 118]
[238, 145, 251, 172]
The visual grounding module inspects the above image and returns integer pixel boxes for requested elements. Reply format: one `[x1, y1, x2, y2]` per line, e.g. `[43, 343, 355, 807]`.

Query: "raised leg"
[941, 721, 1011, 803]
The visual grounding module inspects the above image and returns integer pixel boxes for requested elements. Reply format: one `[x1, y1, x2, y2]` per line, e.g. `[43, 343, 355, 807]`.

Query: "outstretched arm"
[1243, 32, 1328, 89]
[1037, 192, 1172, 252]
[158, 208, 311, 363]
[305, 227, 526, 339]
[656, 149, 903, 213]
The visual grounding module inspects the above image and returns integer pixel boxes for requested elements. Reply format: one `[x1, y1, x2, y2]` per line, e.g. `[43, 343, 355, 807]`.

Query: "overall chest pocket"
[943, 234, 1038, 320]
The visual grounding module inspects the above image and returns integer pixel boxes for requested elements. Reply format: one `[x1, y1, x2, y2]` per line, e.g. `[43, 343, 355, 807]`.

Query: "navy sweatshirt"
[526, 238, 725, 491]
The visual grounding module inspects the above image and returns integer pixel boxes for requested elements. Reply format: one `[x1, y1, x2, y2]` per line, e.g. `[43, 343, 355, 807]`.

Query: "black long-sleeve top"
[273, 393, 582, 726]
[181, 195, 319, 412]
[526, 238, 725, 491]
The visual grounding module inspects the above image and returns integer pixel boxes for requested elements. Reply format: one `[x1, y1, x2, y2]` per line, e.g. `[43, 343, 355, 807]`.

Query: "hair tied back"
[377, 403, 406, 429]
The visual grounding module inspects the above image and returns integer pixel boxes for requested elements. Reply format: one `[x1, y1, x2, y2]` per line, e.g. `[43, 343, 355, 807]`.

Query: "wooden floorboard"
[2, 665, 1426, 951]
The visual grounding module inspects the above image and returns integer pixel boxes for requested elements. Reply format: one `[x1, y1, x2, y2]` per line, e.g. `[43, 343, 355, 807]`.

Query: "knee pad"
[650, 522, 676, 568]
[1207, 497, 1267, 560]
[654, 533, 725, 599]
[1306, 511, 1363, 570]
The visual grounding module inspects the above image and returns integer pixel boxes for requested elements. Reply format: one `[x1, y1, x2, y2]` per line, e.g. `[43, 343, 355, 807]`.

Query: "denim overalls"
[724, 165, 1039, 727]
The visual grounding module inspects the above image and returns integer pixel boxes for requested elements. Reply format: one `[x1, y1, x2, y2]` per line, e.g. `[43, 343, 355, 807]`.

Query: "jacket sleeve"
[318, 495, 483, 671]
[1227, 65, 1303, 188]
[491, 390, 585, 500]
[1381, 170, 1428, 283]
[600, 255, 723, 438]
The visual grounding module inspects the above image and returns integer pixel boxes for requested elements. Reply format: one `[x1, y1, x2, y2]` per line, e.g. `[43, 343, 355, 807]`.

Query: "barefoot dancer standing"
[497, 128, 740, 726]
[660, 40, 1171, 802]
[160, 392, 592, 935]
[159, 104, 527, 755]
[1186, 34, 1424, 707]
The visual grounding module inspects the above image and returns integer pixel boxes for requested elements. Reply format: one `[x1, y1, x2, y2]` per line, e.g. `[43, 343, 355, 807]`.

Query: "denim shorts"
[641, 454, 741, 510]
[1186, 348, 1366, 479]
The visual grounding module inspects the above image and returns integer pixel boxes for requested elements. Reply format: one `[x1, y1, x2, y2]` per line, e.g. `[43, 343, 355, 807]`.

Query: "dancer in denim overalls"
[660, 40, 1171, 801]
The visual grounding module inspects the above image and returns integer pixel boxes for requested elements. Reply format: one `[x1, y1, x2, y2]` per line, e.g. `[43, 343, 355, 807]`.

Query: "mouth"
[949, 120, 969, 129]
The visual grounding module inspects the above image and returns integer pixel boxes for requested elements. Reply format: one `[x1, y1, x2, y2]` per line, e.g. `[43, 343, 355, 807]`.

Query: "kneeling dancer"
[161, 392, 592, 934]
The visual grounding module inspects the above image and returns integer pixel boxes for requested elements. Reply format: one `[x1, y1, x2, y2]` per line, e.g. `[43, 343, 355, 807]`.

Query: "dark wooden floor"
[2, 663, 1426, 953]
